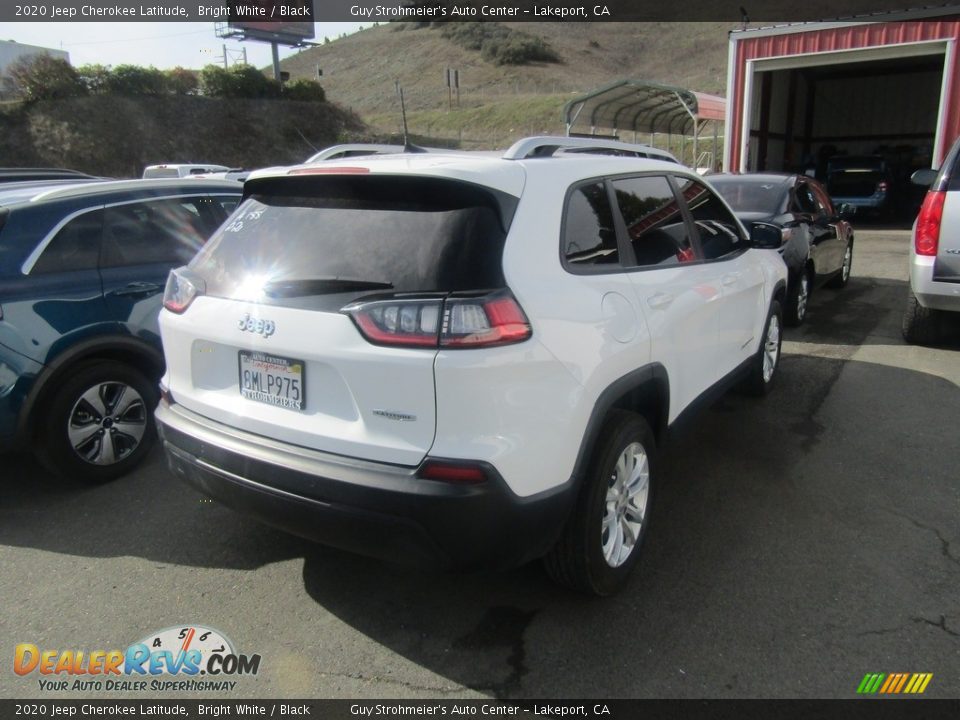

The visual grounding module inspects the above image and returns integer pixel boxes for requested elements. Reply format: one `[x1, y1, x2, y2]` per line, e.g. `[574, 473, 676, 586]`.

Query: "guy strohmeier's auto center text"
[349, 4, 612, 17]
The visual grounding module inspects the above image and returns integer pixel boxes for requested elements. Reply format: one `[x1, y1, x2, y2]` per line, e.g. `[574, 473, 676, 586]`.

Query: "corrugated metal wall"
[728, 19, 960, 170]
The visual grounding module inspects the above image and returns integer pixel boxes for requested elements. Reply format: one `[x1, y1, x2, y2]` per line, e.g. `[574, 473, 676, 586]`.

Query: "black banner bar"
[2, 0, 958, 23]
[3, 700, 960, 720]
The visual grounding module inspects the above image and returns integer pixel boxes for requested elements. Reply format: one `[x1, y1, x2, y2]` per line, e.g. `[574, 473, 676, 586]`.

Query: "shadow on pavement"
[0, 446, 310, 569]
[297, 355, 960, 697]
[793, 276, 960, 349]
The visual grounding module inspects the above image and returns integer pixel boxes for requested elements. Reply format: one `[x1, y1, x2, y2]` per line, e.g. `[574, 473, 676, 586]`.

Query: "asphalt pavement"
[2, 228, 958, 700]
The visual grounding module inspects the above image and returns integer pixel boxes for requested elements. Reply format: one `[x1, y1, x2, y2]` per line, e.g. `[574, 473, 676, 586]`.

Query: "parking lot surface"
[2, 228, 958, 699]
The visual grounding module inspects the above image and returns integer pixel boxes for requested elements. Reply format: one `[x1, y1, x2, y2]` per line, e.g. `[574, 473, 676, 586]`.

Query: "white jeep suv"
[156, 137, 787, 595]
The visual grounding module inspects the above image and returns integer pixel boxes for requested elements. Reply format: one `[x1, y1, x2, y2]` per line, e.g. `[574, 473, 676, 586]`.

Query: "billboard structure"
[217, 20, 315, 45]
[214, 1, 316, 80]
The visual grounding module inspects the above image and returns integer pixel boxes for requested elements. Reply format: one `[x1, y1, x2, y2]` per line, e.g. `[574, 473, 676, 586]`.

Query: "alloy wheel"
[67, 382, 147, 465]
[762, 314, 781, 383]
[602, 441, 650, 568]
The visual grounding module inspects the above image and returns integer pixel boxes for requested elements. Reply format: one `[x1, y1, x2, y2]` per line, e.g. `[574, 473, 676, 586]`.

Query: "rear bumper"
[0, 345, 44, 452]
[910, 255, 960, 312]
[156, 400, 576, 570]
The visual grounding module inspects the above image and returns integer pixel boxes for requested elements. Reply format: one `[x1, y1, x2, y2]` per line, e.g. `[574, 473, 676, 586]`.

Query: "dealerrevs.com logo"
[14, 624, 261, 692]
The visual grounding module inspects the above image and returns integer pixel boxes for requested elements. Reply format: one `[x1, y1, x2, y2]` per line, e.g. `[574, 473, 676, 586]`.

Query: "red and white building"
[724, 8, 960, 174]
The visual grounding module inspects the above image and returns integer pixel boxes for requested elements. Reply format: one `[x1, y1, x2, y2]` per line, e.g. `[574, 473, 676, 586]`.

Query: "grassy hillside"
[281, 22, 733, 148]
[0, 95, 362, 177]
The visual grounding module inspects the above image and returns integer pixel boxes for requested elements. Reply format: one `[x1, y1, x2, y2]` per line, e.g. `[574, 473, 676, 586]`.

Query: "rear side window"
[191, 176, 513, 300]
[676, 178, 745, 261]
[611, 176, 692, 267]
[562, 181, 619, 268]
[101, 197, 219, 268]
[31, 209, 103, 274]
[793, 182, 820, 215]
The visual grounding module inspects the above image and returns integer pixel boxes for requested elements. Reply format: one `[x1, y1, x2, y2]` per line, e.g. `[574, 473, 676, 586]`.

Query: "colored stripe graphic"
[893, 674, 910, 693]
[857, 673, 885, 694]
[857, 673, 932, 694]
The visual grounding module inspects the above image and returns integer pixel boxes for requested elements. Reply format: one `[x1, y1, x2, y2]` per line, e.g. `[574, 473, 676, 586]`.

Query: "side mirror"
[838, 203, 857, 220]
[750, 222, 786, 250]
[911, 168, 937, 187]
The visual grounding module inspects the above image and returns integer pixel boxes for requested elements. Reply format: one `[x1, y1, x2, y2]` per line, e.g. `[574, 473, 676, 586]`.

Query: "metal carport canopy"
[564, 79, 726, 136]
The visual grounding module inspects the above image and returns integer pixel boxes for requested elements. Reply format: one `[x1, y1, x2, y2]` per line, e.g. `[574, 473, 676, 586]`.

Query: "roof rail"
[502, 136, 677, 162]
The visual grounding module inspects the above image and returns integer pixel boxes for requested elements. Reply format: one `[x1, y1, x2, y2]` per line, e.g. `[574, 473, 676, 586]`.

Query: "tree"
[227, 65, 280, 99]
[165, 67, 198, 96]
[7, 55, 86, 102]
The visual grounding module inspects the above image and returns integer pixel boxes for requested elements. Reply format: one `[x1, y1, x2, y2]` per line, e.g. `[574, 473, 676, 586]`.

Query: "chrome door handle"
[109, 282, 162, 297]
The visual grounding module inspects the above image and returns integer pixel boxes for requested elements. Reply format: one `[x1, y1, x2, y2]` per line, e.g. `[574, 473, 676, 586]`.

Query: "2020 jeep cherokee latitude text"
[156, 138, 788, 595]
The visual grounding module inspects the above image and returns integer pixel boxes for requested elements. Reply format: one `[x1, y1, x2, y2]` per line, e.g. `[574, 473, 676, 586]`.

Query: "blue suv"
[0, 179, 241, 482]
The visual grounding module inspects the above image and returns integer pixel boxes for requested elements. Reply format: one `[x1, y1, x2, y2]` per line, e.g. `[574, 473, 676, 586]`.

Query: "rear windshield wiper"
[263, 278, 393, 298]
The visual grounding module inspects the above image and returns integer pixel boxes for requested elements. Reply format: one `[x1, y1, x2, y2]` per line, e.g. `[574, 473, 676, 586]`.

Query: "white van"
[142, 164, 231, 179]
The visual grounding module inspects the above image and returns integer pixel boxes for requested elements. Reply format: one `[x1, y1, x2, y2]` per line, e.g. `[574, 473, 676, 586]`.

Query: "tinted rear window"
[191, 176, 514, 300]
[711, 178, 787, 215]
[143, 168, 180, 179]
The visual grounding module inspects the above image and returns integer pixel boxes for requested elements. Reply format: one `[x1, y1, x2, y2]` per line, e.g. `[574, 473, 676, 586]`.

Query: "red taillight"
[442, 295, 531, 347]
[877, 180, 889, 192]
[417, 460, 487, 484]
[163, 268, 204, 314]
[915, 190, 945, 257]
[343, 291, 532, 349]
[350, 298, 441, 347]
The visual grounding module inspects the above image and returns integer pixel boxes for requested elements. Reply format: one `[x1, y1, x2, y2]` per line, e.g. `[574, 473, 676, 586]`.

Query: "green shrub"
[198, 65, 232, 97]
[482, 36, 560, 66]
[7, 55, 86, 102]
[283, 79, 325, 102]
[440, 22, 558, 66]
[76, 64, 111, 95]
[105, 64, 168, 95]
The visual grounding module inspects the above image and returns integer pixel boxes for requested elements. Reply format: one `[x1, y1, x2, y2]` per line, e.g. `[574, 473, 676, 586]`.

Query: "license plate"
[238, 351, 305, 412]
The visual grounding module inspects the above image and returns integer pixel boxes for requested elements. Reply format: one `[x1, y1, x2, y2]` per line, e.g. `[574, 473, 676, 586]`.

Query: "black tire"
[544, 410, 656, 596]
[741, 300, 783, 397]
[36, 360, 158, 483]
[785, 267, 811, 327]
[826, 239, 853, 289]
[902, 291, 941, 345]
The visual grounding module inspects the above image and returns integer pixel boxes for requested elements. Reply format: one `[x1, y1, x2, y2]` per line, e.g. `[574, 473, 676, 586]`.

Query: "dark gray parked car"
[710, 173, 855, 326]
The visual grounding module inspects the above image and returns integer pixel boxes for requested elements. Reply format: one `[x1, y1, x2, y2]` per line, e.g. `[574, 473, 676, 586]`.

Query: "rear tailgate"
[161, 295, 438, 465]
[160, 173, 517, 467]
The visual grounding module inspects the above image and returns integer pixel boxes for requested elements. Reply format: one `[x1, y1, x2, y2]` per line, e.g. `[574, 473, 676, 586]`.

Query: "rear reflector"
[915, 190, 945, 257]
[417, 460, 487, 484]
[343, 290, 531, 349]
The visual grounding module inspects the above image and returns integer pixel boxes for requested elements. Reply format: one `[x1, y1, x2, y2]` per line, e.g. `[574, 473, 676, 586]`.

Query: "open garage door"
[741, 41, 952, 221]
